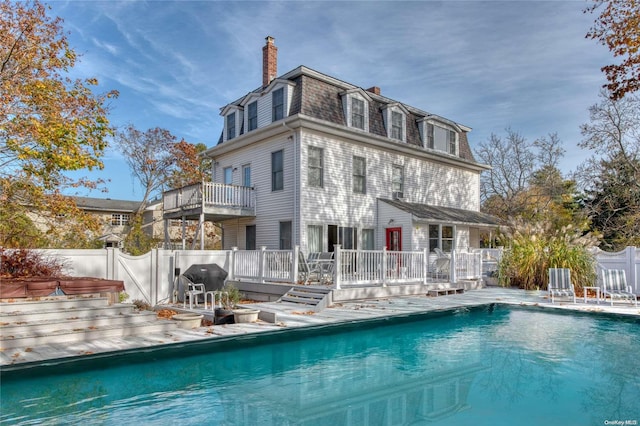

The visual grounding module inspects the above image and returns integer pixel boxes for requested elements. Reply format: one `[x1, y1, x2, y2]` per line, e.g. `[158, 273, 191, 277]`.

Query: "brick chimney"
[366, 86, 381, 95]
[262, 36, 277, 87]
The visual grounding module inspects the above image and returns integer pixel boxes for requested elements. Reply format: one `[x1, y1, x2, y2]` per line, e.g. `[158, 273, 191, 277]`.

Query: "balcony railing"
[163, 182, 255, 213]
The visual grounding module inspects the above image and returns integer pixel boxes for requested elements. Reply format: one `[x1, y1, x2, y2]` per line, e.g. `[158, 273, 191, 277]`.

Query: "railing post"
[334, 244, 342, 289]
[292, 246, 300, 284]
[382, 246, 388, 287]
[229, 247, 237, 281]
[451, 250, 457, 284]
[423, 248, 429, 286]
[259, 246, 267, 284]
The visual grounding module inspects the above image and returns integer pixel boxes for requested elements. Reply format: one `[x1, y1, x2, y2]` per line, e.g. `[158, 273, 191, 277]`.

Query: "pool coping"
[2, 288, 639, 377]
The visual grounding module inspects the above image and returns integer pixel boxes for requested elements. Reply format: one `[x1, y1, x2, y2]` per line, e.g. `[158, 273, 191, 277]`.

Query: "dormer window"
[448, 129, 457, 155]
[382, 104, 407, 143]
[427, 123, 435, 149]
[391, 111, 403, 140]
[341, 89, 370, 132]
[272, 88, 284, 121]
[352, 98, 365, 130]
[227, 112, 236, 140]
[418, 118, 459, 156]
[247, 101, 258, 131]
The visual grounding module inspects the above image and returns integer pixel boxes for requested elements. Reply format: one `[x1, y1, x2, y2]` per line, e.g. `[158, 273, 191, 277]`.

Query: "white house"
[163, 36, 499, 254]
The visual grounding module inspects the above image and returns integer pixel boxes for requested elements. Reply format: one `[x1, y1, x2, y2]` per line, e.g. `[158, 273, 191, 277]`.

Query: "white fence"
[29, 246, 638, 304]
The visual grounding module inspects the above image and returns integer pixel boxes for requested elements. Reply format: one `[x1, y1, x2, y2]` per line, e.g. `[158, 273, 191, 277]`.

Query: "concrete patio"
[1, 287, 639, 370]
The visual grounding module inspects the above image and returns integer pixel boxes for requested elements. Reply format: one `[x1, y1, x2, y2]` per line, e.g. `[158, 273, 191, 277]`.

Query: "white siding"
[214, 133, 297, 250]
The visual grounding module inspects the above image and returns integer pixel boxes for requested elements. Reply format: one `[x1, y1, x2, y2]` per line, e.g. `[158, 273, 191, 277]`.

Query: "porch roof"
[380, 199, 502, 228]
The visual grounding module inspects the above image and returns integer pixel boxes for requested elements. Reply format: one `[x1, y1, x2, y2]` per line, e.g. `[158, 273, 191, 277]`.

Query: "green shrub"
[498, 219, 598, 290]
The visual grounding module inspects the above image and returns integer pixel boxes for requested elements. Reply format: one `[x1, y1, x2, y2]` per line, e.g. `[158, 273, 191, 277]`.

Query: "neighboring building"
[164, 36, 499, 253]
[72, 196, 141, 247]
[71, 197, 219, 249]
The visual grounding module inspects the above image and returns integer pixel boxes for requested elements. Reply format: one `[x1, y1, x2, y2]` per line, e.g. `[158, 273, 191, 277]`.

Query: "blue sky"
[52, 0, 612, 201]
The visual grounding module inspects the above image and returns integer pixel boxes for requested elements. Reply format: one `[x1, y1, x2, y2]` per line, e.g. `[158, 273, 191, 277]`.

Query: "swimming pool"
[1, 304, 639, 425]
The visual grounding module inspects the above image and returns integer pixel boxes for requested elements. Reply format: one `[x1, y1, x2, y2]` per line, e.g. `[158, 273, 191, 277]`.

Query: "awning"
[380, 199, 501, 228]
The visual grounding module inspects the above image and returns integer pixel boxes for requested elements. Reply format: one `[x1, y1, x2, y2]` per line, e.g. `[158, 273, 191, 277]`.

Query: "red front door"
[386, 227, 402, 251]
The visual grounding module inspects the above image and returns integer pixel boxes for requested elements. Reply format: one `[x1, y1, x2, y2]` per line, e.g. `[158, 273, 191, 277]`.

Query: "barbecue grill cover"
[182, 263, 228, 292]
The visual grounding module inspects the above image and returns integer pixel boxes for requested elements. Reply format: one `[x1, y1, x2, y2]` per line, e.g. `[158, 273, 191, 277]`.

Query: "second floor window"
[272, 88, 284, 121]
[351, 97, 365, 130]
[272, 150, 283, 191]
[242, 164, 251, 187]
[353, 156, 366, 194]
[111, 214, 130, 226]
[227, 112, 236, 140]
[392, 165, 404, 197]
[308, 146, 323, 188]
[248, 101, 258, 131]
[391, 111, 403, 141]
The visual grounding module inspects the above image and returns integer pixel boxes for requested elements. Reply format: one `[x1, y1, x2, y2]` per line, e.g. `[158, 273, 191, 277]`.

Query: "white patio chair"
[548, 268, 576, 304]
[601, 269, 637, 307]
[182, 277, 205, 309]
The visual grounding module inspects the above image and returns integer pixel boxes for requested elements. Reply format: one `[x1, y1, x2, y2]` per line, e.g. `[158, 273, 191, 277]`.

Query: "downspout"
[282, 122, 297, 248]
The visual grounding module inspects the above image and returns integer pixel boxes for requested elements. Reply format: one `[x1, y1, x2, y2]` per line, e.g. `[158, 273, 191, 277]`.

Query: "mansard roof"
[217, 66, 477, 163]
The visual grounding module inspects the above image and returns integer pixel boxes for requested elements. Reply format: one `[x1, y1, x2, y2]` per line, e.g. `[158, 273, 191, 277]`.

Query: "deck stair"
[278, 286, 332, 311]
[0, 296, 177, 350]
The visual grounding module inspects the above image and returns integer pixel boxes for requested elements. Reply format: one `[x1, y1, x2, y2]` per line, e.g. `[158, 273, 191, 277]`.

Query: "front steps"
[279, 286, 333, 311]
[0, 296, 177, 350]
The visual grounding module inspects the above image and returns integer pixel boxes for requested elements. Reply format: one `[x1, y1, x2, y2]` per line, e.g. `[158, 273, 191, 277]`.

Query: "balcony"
[162, 182, 256, 222]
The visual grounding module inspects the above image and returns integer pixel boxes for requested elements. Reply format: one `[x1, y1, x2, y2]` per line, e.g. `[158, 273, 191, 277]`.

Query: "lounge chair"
[548, 268, 576, 304]
[601, 269, 637, 307]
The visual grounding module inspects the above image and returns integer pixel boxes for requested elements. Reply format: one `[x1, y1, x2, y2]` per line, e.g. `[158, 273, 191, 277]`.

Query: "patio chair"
[548, 268, 576, 304]
[182, 276, 205, 309]
[297, 251, 319, 285]
[601, 269, 637, 307]
[434, 247, 450, 259]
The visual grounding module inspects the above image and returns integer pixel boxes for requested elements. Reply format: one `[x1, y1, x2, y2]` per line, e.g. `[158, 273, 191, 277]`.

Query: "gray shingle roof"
[72, 196, 142, 213]
[381, 199, 501, 227]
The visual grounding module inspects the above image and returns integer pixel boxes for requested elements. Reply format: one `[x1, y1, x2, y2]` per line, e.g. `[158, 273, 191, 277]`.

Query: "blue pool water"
[1, 305, 639, 425]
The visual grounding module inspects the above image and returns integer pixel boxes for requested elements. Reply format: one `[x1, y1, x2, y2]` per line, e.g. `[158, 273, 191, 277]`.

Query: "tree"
[577, 91, 640, 249]
[116, 125, 177, 213]
[475, 129, 575, 223]
[585, 0, 640, 100]
[167, 140, 210, 189]
[1, 0, 117, 248]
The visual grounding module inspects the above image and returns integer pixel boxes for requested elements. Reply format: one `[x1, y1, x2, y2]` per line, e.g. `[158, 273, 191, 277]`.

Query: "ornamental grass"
[497, 219, 599, 291]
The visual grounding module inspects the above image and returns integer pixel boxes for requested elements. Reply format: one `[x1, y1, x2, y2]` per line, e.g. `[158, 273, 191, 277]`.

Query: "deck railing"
[229, 246, 483, 289]
[163, 182, 255, 212]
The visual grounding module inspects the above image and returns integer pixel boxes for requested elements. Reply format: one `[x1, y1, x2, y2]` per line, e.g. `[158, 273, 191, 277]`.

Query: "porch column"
[229, 247, 237, 281]
[200, 212, 205, 250]
[382, 246, 388, 287]
[450, 250, 457, 284]
[292, 246, 300, 284]
[423, 248, 429, 286]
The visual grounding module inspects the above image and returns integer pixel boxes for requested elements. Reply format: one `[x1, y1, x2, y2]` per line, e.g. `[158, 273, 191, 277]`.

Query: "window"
[226, 112, 236, 140]
[111, 214, 130, 226]
[223, 167, 233, 185]
[246, 225, 256, 250]
[272, 88, 284, 121]
[272, 150, 283, 191]
[352, 97, 365, 130]
[362, 229, 375, 250]
[307, 225, 323, 253]
[248, 101, 258, 131]
[242, 164, 251, 187]
[353, 156, 366, 194]
[308, 146, 323, 188]
[279, 221, 292, 250]
[392, 165, 404, 197]
[427, 123, 435, 149]
[429, 224, 454, 253]
[391, 111, 403, 140]
[328, 225, 358, 251]
[448, 130, 457, 155]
